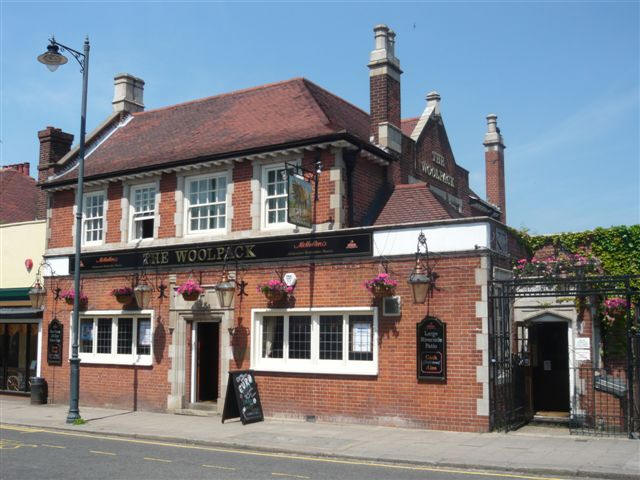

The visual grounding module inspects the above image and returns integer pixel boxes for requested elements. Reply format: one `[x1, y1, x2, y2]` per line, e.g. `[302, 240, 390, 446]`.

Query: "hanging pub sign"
[47, 318, 63, 366]
[417, 316, 446, 381]
[221, 370, 264, 425]
[287, 172, 313, 228]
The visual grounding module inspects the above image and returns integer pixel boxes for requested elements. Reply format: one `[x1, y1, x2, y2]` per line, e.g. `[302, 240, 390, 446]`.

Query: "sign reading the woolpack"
[71, 231, 372, 272]
[417, 316, 446, 381]
[47, 318, 63, 366]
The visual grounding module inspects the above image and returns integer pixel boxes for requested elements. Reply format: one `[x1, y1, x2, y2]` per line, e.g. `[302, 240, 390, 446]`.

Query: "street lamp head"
[37, 43, 68, 72]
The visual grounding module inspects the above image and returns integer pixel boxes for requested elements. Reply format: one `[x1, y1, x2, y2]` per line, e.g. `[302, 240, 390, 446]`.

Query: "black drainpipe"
[343, 149, 359, 227]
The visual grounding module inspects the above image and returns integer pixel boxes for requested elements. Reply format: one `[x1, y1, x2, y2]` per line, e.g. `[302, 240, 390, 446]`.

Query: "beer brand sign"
[71, 232, 372, 272]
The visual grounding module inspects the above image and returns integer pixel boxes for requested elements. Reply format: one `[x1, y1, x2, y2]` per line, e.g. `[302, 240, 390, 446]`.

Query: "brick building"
[36, 25, 519, 432]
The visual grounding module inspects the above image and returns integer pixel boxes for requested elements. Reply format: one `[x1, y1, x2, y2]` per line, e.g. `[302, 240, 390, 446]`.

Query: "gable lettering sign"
[417, 316, 446, 381]
[417, 159, 455, 188]
[71, 231, 372, 272]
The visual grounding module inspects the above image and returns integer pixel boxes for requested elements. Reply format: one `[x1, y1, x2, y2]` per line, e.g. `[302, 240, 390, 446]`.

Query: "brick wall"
[48, 190, 75, 249]
[158, 173, 177, 238]
[351, 155, 386, 227]
[106, 182, 123, 243]
[485, 148, 506, 223]
[369, 74, 401, 141]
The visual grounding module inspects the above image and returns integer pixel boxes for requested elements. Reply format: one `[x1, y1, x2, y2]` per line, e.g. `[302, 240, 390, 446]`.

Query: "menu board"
[221, 370, 264, 425]
[47, 318, 63, 366]
[417, 316, 446, 381]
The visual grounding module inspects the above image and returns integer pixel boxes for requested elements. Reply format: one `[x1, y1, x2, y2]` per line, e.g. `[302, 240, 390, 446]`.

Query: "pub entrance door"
[530, 321, 570, 413]
[195, 322, 219, 403]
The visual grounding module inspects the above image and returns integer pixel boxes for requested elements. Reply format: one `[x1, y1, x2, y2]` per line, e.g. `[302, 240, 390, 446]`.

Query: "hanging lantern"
[29, 281, 47, 309]
[407, 231, 437, 304]
[215, 271, 236, 308]
[134, 283, 153, 309]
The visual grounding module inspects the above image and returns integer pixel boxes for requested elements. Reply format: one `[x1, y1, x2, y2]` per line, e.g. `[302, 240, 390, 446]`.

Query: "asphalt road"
[0, 424, 583, 480]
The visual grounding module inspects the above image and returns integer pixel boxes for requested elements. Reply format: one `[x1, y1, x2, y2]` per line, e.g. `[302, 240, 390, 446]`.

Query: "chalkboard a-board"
[47, 318, 63, 366]
[221, 370, 264, 425]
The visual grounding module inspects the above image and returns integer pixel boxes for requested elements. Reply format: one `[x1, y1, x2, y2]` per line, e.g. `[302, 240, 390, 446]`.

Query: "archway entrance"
[530, 321, 569, 413]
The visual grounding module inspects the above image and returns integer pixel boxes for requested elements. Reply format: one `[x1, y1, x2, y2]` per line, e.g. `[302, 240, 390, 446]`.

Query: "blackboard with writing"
[417, 316, 446, 381]
[47, 318, 63, 366]
[221, 370, 264, 425]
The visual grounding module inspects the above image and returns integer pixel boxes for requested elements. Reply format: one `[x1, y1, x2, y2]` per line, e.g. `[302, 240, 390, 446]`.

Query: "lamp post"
[38, 36, 90, 423]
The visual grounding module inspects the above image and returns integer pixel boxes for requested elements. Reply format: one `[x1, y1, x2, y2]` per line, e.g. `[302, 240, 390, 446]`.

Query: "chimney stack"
[112, 73, 145, 113]
[37, 126, 73, 220]
[5, 162, 30, 176]
[368, 24, 402, 154]
[483, 114, 506, 223]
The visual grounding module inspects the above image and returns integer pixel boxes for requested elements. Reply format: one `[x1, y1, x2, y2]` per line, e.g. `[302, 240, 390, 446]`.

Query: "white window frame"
[251, 307, 378, 375]
[261, 161, 300, 230]
[81, 190, 106, 246]
[71, 310, 154, 366]
[128, 182, 158, 242]
[184, 172, 229, 236]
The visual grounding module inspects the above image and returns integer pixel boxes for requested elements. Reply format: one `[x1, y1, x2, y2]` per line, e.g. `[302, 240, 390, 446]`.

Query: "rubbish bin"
[30, 377, 47, 405]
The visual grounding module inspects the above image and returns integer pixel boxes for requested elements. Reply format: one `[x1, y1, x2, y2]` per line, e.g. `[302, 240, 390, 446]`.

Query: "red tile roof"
[401, 117, 419, 137]
[374, 183, 461, 226]
[0, 168, 39, 224]
[49, 78, 371, 184]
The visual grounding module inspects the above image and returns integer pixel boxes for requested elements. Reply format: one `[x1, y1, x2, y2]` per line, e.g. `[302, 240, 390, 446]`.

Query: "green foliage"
[72, 418, 86, 425]
[515, 225, 640, 288]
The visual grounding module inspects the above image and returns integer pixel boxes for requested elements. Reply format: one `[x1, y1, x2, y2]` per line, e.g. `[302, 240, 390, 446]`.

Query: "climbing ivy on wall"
[515, 225, 640, 287]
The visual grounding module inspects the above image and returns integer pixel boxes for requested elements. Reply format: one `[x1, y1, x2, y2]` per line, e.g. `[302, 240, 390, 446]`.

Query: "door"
[532, 322, 569, 412]
[196, 322, 219, 402]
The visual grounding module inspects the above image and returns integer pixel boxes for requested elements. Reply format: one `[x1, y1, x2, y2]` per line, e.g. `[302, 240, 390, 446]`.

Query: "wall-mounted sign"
[283, 272, 297, 287]
[417, 160, 455, 188]
[47, 318, 63, 366]
[417, 316, 446, 381]
[71, 231, 372, 272]
[287, 173, 313, 228]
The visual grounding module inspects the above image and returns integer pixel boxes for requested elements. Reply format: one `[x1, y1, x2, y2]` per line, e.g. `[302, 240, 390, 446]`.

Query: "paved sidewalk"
[1, 396, 638, 479]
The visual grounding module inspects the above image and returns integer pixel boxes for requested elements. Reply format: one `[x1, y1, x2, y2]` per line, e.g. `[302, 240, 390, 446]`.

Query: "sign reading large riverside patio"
[417, 316, 446, 381]
[71, 231, 372, 272]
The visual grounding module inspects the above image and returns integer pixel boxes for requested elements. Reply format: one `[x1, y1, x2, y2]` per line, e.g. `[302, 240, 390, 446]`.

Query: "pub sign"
[417, 316, 446, 381]
[287, 173, 313, 228]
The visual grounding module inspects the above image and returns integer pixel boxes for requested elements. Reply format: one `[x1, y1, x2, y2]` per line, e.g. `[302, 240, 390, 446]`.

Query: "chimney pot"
[113, 73, 145, 113]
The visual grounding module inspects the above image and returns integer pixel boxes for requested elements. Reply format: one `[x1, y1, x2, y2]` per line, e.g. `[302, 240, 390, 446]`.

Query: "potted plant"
[177, 279, 204, 301]
[257, 279, 293, 303]
[61, 289, 88, 307]
[364, 273, 398, 299]
[111, 286, 134, 305]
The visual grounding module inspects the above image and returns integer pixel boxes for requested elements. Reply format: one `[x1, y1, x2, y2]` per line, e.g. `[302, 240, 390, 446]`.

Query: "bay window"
[76, 313, 152, 365]
[252, 308, 377, 375]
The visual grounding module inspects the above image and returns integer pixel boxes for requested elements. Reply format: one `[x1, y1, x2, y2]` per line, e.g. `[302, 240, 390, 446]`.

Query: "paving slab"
[1, 395, 638, 479]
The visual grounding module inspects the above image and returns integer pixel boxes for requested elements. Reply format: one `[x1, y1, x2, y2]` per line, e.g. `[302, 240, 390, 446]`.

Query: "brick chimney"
[37, 126, 74, 219]
[368, 24, 402, 154]
[112, 73, 145, 113]
[483, 114, 506, 223]
[5, 162, 30, 176]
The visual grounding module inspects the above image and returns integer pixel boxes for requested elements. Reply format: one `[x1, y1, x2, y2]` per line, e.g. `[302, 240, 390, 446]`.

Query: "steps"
[175, 402, 219, 417]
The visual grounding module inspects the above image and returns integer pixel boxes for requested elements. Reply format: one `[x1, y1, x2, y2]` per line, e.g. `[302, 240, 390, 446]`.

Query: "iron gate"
[489, 275, 640, 438]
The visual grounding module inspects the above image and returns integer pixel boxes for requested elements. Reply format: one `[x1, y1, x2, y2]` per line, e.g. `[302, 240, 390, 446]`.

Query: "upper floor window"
[263, 165, 288, 227]
[82, 192, 105, 245]
[185, 174, 227, 234]
[130, 184, 156, 241]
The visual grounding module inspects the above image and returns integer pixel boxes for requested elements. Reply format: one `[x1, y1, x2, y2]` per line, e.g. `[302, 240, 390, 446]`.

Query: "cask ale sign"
[417, 316, 446, 381]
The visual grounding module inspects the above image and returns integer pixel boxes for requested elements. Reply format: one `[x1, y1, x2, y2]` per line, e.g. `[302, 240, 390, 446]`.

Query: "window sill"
[76, 355, 152, 366]
[251, 362, 378, 376]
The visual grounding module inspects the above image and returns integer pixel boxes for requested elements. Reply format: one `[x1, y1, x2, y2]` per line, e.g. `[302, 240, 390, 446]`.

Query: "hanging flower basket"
[61, 289, 88, 307]
[177, 279, 204, 302]
[111, 287, 134, 305]
[364, 273, 397, 299]
[258, 279, 293, 304]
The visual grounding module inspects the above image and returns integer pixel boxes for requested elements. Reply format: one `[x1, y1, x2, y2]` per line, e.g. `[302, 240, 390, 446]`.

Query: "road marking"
[42, 444, 66, 449]
[202, 464, 236, 471]
[144, 457, 172, 463]
[0, 425, 43, 433]
[90, 450, 116, 456]
[0, 426, 568, 480]
[272, 473, 310, 479]
[0, 439, 38, 449]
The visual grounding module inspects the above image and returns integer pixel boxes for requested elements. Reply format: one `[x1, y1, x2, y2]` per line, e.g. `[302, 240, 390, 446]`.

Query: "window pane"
[97, 318, 112, 354]
[117, 318, 133, 354]
[262, 316, 283, 358]
[137, 319, 151, 355]
[320, 315, 343, 360]
[349, 315, 373, 361]
[80, 319, 93, 353]
[288, 316, 311, 359]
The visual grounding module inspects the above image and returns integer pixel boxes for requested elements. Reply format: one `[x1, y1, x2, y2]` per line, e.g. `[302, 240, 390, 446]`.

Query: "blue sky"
[1, 1, 638, 233]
